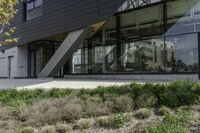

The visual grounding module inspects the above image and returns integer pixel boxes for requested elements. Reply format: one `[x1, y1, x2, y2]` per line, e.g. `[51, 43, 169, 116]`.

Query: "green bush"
[97, 113, 132, 128]
[159, 81, 200, 107]
[0, 80, 199, 115]
[0, 89, 72, 110]
[19, 127, 34, 133]
[159, 106, 172, 115]
[136, 93, 157, 108]
[113, 113, 132, 128]
[146, 124, 189, 133]
[146, 110, 192, 133]
[113, 113, 127, 128]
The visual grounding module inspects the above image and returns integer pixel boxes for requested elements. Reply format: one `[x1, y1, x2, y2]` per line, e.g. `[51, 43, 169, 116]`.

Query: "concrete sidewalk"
[0, 79, 132, 89]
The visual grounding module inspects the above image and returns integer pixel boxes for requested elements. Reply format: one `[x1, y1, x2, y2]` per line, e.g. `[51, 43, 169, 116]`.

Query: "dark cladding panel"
[99, 0, 126, 20]
[66, 0, 99, 31]
[41, 0, 67, 38]
[1, 0, 126, 45]
[66, 0, 126, 31]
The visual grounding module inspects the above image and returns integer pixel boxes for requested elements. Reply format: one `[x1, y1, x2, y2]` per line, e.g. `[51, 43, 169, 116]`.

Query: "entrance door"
[8, 56, 14, 78]
[30, 51, 36, 77]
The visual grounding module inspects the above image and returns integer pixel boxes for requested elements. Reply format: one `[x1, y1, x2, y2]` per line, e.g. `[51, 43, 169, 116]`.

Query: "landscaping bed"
[0, 81, 199, 133]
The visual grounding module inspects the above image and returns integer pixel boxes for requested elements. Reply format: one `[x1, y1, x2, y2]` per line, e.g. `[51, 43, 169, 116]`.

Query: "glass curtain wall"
[70, 0, 200, 74]
[71, 16, 117, 74]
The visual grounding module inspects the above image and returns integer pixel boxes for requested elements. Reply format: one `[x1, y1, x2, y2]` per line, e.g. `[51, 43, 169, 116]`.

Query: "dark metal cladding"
[0, 0, 126, 46]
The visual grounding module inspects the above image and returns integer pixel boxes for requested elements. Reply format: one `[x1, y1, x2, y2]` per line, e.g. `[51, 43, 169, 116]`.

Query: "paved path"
[0, 79, 132, 89]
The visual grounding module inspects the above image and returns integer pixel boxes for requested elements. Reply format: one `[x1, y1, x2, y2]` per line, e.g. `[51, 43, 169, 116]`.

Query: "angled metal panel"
[38, 27, 92, 77]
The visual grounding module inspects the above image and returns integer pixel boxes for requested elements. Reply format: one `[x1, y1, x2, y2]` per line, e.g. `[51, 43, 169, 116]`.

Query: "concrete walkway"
[0, 79, 132, 89]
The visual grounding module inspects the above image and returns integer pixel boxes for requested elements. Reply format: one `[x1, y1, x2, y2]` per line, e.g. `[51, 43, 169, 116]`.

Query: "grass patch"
[135, 108, 152, 119]
[146, 110, 193, 133]
[0, 81, 199, 132]
[0, 89, 72, 112]
[19, 127, 34, 133]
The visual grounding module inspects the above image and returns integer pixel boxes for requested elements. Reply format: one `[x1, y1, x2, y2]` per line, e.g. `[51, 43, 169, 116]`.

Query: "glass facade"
[28, 41, 62, 77]
[67, 0, 200, 74]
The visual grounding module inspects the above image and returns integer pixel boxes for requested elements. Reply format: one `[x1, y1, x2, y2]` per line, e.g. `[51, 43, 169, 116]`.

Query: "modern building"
[0, 0, 200, 80]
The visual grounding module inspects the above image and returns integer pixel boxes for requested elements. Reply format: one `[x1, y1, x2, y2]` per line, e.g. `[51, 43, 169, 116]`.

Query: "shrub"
[113, 95, 134, 113]
[97, 113, 132, 129]
[40, 126, 56, 133]
[159, 90, 180, 107]
[165, 110, 192, 127]
[146, 110, 192, 133]
[123, 113, 133, 122]
[113, 113, 128, 128]
[136, 93, 157, 108]
[98, 100, 114, 116]
[103, 93, 119, 101]
[97, 115, 114, 128]
[56, 123, 72, 133]
[159, 106, 172, 115]
[76, 119, 94, 129]
[146, 123, 189, 133]
[19, 127, 34, 133]
[83, 97, 114, 117]
[0, 89, 72, 110]
[82, 95, 103, 117]
[19, 97, 82, 126]
[177, 106, 192, 112]
[135, 108, 152, 119]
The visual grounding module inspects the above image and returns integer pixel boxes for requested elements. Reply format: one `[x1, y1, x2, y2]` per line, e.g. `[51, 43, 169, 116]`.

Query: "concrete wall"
[0, 47, 17, 78]
[16, 46, 28, 78]
[64, 74, 199, 81]
[0, 46, 28, 78]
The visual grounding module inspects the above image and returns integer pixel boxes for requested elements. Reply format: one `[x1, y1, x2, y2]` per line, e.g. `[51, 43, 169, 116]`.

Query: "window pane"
[35, 0, 43, 7]
[166, 0, 200, 36]
[118, 0, 161, 11]
[165, 34, 198, 72]
[27, 7, 42, 20]
[120, 4, 164, 42]
[121, 38, 165, 72]
[27, 2, 34, 10]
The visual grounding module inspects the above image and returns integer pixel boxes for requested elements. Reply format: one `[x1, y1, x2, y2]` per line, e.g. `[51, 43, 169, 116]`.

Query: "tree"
[0, 0, 18, 46]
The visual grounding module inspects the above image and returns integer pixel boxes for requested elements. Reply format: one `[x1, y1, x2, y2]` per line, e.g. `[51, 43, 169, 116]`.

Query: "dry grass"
[136, 93, 158, 108]
[19, 127, 35, 133]
[76, 118, 95, 129]
[97, 115, 114, 128]
[40, 126, 56, 133]
[114, 95, 134, 112]
[19, 96, 82, 126]
[159, 106, 172, 115]
[0, 104, 12, 120]
[56, 123, 72, 133]
[135, 108, 153, 119]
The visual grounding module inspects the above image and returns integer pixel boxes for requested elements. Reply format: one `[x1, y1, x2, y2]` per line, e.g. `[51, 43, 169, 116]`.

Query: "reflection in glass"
[165, 34, 198, 72]
[69, 0, 200, 74]
[118, 0, 161, 11]
[120, 38, 165, 72]
[166, 0, 200, 36]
